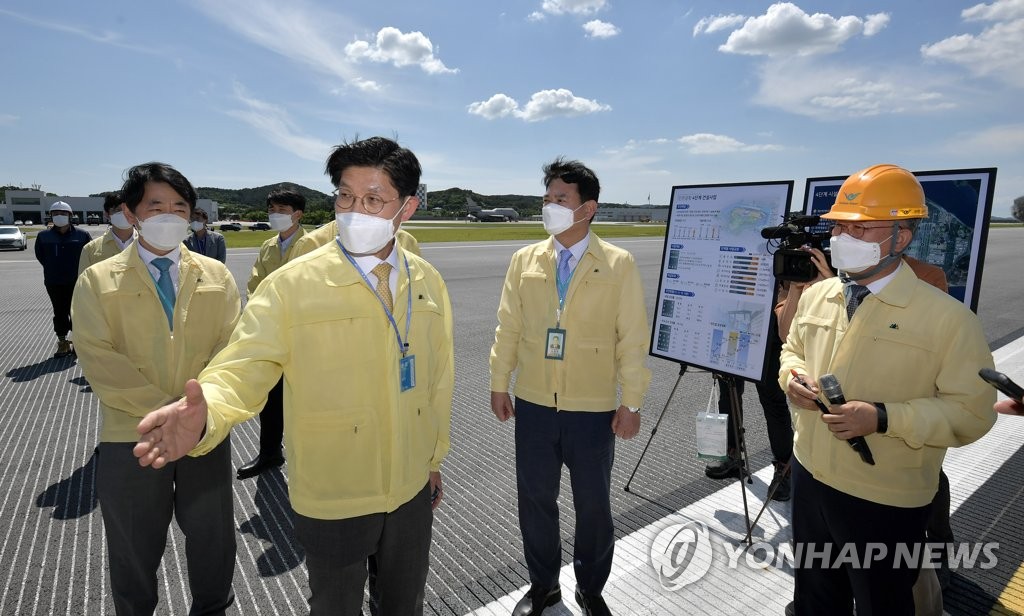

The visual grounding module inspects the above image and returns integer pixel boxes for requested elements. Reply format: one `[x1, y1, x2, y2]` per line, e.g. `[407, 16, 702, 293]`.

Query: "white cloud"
[920, 3, 1024, 88]
[527, 11, 546, 22]
[693, 14, 746, 37]
[583, 19, 620, 38]
[226, 84, 333, 161]
[467, 94, 520, 120]
[192, 0, 384, 91]
[345, 27, 457, 75]
[541, 0, 608, 16]
[468, 89, 610, 122]
[942, 123, 1024, 155]
[0, 113, 19, 126]
[677, 133, 782, 154]
[863, 13, 890, 36]
[754, 59, 955, 118]
[962, 0, 1024, 21]
[0, 8, 163, 56]
[716, 2, 885, 56]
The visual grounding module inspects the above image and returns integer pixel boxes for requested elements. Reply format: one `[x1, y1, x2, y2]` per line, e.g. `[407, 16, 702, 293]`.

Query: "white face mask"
[189, 221, 205, 232]
[269, 213, 294, 232]
[139, 213, 190, 251]
[542, 202, 584, 236]
[828, 233, 891, 273]
[51, 215, 70, 227]
[110, 211, 133, 230]
[336, 199, 407, 255]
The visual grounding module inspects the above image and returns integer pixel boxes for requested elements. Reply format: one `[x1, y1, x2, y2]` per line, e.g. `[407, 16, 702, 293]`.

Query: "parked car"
[86, 213, 103, 224]
[218, 222, 242, 231]
[0, 225, 28, 250]
[251, 222, 271, 231]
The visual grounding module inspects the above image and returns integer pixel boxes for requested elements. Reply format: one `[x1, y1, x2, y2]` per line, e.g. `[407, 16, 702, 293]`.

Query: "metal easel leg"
[624, 363, 688, 493]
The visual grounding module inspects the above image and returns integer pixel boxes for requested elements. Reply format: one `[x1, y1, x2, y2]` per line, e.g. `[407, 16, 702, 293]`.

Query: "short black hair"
[192, 208, 209, 221]
[543, 157, 600, 204]
[324, 136, 421, 198]
[102, 191, 122, 214]
[120, 162, 197, 214]
[266, 188, 306, 211]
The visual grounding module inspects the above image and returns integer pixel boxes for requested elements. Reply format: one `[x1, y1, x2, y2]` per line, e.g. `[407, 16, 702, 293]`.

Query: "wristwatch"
[874, 403, 888, 434]
[627, 406, 640, 414]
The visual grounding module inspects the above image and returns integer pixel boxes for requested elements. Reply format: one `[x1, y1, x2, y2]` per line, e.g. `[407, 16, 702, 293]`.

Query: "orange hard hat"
[822, 164, 927, 222]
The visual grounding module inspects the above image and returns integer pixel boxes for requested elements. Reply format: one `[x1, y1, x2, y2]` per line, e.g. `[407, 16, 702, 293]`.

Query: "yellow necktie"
[371, 262, 394, 313]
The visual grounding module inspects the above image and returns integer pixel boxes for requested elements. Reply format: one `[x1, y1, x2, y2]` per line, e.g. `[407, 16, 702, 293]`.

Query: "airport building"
[0, 189, 220, 225]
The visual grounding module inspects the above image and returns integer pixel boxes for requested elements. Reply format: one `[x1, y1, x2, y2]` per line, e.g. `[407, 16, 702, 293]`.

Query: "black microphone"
[818, 374, 875, 465]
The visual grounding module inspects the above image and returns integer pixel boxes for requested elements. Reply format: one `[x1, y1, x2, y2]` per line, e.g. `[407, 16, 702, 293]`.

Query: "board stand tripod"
[623, 366, 755, 547]
[715, 373, 754, 547]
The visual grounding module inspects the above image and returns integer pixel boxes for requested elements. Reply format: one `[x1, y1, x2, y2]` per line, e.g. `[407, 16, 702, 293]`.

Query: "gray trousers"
[97, 439, 236, 616]
[293, 483, 433, 616]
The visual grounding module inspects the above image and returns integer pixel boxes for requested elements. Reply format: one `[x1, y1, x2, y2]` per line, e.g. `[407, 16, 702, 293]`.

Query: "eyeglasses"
[830, 221, 897, 240]
[332, 188, 401, 215]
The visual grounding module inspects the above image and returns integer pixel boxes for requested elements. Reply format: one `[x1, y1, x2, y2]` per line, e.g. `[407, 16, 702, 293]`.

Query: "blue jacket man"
[34, 200, 91, 356]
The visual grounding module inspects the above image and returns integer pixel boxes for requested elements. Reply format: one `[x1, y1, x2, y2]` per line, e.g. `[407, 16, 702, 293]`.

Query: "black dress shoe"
[574, 587, 611, 616]
[512, 585, 561, 616]
[704, 456, 743, 480]
[236, 452, 284, 480]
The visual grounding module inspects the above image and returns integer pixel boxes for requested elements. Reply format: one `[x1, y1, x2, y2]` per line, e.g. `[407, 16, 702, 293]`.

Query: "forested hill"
[197, 183, 331, 209]
[196, 184, 635, 213]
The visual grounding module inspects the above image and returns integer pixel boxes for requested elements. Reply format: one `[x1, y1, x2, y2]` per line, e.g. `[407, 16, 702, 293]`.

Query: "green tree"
[1013, 195, 1024, 222]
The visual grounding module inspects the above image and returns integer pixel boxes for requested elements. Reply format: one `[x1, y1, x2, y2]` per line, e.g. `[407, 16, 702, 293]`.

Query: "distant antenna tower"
[31, 183, 41, 191]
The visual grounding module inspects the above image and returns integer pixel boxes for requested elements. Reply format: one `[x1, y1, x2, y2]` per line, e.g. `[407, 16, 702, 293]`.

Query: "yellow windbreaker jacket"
[72, 243, 241, 442]
[78, 228, 133, 275]
[246, 226, 307, 296]
[490, 232, 651, 411]
[779, 264, 996, 507]
[192, 241, 453, 520]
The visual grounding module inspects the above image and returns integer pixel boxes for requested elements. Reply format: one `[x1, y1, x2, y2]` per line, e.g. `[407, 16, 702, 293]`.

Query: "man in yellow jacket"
[78, 192, 137, 274]
[72, 162, 240, 615]
[490, 157, 651, 616]
[780, 164, 996, 616]
[134, 137, 453, 616]
[236, 187, 307, 480]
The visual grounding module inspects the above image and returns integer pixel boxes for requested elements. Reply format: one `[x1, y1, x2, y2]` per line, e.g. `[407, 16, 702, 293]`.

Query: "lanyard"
[338, 240, 412, 356]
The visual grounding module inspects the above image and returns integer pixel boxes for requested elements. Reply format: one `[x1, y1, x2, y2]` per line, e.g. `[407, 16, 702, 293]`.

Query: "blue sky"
[2, 1, 1022, 215]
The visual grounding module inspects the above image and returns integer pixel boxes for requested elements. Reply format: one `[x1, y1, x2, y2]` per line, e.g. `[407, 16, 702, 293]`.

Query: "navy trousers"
[293, 483, 433, 616]
[257, 377, 284, 456]
[45, 283, 74, 338]
[97, 439, 235, 616]
[791, 459, 930, 616]
[514, 398, 615, 594]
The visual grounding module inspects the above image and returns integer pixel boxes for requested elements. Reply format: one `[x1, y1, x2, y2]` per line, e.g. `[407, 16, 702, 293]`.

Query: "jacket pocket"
[290, 410, 382, 500]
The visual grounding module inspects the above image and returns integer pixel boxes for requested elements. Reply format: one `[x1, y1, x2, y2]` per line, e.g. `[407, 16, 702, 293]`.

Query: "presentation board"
[650, 181, 793, 382]
[804, 167, 996, 311]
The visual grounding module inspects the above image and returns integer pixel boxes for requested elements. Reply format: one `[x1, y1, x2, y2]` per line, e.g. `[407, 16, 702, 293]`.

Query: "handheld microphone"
[818, 374, 875, 465]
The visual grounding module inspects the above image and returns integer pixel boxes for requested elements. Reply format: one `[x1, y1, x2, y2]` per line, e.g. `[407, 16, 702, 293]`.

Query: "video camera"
[761, 214, 834, 283]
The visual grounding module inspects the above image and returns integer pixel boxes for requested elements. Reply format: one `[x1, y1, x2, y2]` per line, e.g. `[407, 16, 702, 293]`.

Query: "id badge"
[399, 355, 416, 391]
[545, 328, 566, 360]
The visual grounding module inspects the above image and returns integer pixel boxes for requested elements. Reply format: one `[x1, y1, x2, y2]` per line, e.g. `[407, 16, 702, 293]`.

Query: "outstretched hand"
[134, 379, 208, 468]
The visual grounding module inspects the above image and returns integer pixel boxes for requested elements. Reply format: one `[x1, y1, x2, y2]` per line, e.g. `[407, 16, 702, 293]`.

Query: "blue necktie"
[557, 249, 573, 302]
[152, 257, 176, 328]
[845, 283, 870, 321]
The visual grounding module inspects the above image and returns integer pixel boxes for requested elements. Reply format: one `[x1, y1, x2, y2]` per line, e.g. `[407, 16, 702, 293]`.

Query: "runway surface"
[0, 228, 1021, 615]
